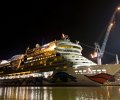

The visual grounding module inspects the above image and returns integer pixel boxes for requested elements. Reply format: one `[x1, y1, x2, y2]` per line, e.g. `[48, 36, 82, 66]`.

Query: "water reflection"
[0, 86, 119, 100]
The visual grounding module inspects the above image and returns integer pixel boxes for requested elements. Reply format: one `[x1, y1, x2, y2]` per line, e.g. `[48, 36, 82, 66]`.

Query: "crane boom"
[100, 16, 114, 58]
[95, 6, 120, 65]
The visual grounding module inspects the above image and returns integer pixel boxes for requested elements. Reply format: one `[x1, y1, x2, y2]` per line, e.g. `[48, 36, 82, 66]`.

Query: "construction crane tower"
[95, 6, 120, 65]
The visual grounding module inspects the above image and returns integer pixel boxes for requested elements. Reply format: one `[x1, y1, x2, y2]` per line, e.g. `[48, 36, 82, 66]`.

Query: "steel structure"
[95, 6, 120, 65]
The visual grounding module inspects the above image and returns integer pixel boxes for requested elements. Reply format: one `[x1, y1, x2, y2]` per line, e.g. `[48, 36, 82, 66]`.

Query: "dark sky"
[0, 0, 120, 64]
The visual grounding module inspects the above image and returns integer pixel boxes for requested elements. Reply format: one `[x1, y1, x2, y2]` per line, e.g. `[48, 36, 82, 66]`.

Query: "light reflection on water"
[0, 86, 119, 100]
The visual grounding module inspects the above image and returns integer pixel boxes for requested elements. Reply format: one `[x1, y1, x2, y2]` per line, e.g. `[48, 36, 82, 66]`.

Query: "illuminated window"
[83, 70, 86, 72]
[102, 69, 106, 72]
[79, 70, 82, 72]
[92, 70, 96, 72]
[75, 70, 78, 72]
[31, 63, 33, 66]
[40, 61, 42, 64]
[97, 69, 101, 72]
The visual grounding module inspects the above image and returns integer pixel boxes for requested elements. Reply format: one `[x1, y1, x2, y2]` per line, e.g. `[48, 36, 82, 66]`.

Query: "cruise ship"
[0, 34, 120, 86]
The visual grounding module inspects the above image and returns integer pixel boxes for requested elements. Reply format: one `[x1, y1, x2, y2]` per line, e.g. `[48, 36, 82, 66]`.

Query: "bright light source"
[110, 23, 113, 26]
[90, 52, 97, 58]
[117, 7, 120, 11]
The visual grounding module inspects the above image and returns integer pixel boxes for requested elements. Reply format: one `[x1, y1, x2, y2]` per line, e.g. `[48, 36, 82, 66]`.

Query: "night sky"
[0, 0, 120, 64]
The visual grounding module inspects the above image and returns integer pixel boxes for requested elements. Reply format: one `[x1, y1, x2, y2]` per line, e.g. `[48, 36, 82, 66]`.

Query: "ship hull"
[0, 66, 104, 86]
[0, 61, 120, 86]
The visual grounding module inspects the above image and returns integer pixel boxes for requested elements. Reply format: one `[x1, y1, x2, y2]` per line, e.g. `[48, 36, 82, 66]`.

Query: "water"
[0, 86, 120, 100]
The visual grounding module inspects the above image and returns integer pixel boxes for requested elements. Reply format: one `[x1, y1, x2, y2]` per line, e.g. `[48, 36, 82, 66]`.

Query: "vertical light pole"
[116, 54, 119, 64]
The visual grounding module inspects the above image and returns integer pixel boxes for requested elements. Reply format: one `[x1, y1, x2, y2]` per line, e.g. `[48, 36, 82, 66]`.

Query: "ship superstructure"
[55, 35, 97, 68]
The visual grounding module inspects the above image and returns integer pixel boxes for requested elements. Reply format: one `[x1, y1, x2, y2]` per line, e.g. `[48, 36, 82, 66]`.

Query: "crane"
[95, 6, 120, 65]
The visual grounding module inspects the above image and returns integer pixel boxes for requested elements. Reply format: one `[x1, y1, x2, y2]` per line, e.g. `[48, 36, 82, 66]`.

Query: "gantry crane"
[95, 6, 120, 65]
